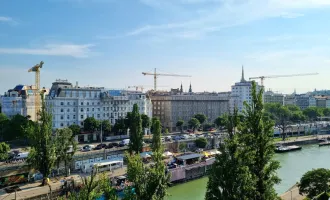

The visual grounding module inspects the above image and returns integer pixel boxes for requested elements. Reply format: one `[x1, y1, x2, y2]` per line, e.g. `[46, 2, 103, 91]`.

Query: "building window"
[73, 102, 76, 105]
[87, 102, 90, 105]
[81, 102, 83, 106]
[61, 115, 64, 120]
[73, 115, 76, 119]
[60, 102, 64, 106]
[98, 108, 100, 111]
[92, 102, 94, 105]
[67, 102, 70, 106]
[67, 115, 70, 119]
[81, 115, 84, 119]
[97, 114, 100, 118]
[73, 108, 76, 112]
[81, 108, 83, 112]
[67, 109, 70, 112]
[61, 123, 64, 127]
[67, 123, 70, 126]
[80, 122, 83, 126]
[98, 102, 100, 105]
[87, 108, 89, 112]
[61, 109, 64, 112]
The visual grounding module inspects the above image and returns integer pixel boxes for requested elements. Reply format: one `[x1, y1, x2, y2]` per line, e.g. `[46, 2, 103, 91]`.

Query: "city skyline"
[1, 0, 330, 94]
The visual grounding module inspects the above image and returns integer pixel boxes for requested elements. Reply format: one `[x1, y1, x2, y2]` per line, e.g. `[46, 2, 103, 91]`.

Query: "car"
[187, 129, 194, 133]
[165, 136, 172, 142]
[173, 136, 181, 141]
[111, 142, 119, 147]
[106, 143, 113, 149]
[81, 145, 92, 152]
[189, 134, 196, 139]
[94, 143, 107, 150]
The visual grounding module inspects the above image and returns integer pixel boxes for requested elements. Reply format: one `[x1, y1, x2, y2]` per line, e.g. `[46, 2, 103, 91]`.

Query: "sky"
[1, 0, 330, 94]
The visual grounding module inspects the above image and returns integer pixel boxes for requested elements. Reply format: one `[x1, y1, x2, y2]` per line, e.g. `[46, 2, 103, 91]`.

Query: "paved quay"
[0, 167, 127, 200]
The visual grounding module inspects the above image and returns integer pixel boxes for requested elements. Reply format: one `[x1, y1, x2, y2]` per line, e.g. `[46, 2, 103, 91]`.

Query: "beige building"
[149, 85, 230, 131]
[264, 91, 284, 105]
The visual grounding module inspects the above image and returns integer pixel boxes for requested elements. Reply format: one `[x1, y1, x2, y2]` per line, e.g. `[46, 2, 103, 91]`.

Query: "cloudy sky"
[1, 0, 330, 94]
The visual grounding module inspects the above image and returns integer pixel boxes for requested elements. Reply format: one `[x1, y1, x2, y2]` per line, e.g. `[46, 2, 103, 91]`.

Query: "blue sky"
[1, 0, 330, 94]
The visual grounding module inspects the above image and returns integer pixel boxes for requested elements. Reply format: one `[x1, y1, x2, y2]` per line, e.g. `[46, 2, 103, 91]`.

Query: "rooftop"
[176, 153, 203, 160]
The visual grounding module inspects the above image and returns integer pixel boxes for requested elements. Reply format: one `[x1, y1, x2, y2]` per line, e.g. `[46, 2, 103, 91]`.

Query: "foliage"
[205, 110, 254, 200]
[100, 120, 111, 133]
[178, 143, 187, 152]
[1, 114, 32, 141]
[141, 114, 151, 130]
[125, 129, 170, 200]
[151, 119, 162, 153]
[203, 123, 213, 131]
[0, 113, 9, 141]
[188, 118, 200, 132]
[195, 137, 207, 148]
[27, 96, 57, 186]
[303, 107, 324, 121]
[68, 124, 81, 136]
[194, 114, 207, 124]
[83, 117, 99, 133]
[214, 116, 226, 129]
[323, 108, 330, 117]
[239, 81, 281, 200]
[128, 104, 144, 154]
[0, 142, 10, 160]
[99, 173, 119, 200]
[113, 118, 126, 135]
[298, 168, 330, 198]
[54, 128, 77, 176]
[176, 120, 184, 133]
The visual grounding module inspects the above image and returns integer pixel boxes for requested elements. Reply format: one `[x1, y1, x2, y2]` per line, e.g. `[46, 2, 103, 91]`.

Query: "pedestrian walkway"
[280, 184, 305, 200]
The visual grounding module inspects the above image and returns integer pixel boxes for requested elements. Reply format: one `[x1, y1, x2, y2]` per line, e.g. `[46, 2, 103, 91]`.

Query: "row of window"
[59, 101, 146, 106]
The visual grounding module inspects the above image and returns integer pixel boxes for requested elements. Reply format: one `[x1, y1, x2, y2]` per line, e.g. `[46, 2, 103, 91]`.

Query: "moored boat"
[275, 145, 302, 153]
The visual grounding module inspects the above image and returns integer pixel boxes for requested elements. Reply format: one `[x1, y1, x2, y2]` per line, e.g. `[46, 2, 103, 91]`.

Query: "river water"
[167, 144, 330, 200]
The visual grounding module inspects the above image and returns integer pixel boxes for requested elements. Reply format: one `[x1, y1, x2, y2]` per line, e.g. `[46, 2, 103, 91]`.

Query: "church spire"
[180, 82, 183, 93]
[189, 82, 192, 93]
[241, 65, 246, 82]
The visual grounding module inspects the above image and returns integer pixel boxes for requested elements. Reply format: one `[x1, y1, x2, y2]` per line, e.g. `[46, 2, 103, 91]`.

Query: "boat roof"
[176, 153, 203, 160]
[93, 160, 123, 167]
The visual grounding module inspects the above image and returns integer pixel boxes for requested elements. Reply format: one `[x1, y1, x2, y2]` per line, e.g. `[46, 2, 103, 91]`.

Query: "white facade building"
[46, 80, 152, 130]
[230, 67, 262, 113]
[309, 97, 316, 107]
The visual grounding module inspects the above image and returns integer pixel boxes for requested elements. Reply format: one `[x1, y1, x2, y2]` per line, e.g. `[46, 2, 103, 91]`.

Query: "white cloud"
[0, 44, 94, 58]
[132, 0, 330, 39]
[0, 16, 15, 24]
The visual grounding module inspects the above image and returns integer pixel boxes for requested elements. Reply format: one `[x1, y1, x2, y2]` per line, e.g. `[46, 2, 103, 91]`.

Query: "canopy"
[163, 151, 173, 157]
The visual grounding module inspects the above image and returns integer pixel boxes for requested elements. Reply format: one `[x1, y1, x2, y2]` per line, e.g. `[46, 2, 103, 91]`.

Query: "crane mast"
[142, 68, 191, 91]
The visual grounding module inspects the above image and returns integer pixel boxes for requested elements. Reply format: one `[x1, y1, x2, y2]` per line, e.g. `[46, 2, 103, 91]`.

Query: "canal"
[167, 144, 330, 200]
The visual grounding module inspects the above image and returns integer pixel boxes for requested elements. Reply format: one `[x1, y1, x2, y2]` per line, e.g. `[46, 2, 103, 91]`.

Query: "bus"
[82, 159, 123, 173]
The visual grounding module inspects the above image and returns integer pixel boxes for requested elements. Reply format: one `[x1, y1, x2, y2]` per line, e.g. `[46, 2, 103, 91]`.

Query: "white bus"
[82, 159, 123, 173]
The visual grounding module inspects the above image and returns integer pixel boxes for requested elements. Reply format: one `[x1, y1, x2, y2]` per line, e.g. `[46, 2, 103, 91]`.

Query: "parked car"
[119, 139, 130, 147]
[111, 142, 119, 147]
[94, 143, 107, 150]
[173, 135, 181, 141]
[189, 134, 196, 139]
[81, 145, 94, 152]
[180, 134, 189, 140]
[187, 129, 194, 133]
[106, 143, 113, 149]
[165, 136, 172, 142]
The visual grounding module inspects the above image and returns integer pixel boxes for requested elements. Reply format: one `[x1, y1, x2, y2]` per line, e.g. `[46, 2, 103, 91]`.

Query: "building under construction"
[0, 85, 48, 121]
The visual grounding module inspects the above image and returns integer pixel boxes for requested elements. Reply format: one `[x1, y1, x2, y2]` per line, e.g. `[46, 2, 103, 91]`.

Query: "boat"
[319, 141, 330, 147]
[275, 145, 302, 153]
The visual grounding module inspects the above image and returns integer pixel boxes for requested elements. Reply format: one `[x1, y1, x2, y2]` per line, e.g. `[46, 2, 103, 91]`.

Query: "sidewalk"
[0, 167, 127, 200]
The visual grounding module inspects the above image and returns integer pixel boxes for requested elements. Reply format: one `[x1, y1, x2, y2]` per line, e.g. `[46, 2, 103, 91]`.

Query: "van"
[15, 152, 29, 160]
[119, 139, 130, 147]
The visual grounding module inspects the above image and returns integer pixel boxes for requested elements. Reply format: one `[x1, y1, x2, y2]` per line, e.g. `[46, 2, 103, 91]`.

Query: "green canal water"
[167, 144, 330, 200]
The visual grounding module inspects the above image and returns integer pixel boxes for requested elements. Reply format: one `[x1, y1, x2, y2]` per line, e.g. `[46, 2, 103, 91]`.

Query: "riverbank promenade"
[280, 184, 305, 200]
[0, 167, 127, 200]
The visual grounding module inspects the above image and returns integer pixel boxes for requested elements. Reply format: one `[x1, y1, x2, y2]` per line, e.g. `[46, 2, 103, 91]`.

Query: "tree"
[68, 124, 81, 136]
[195, 137, 207, 148]
[27, 96, 57, 186]
[298, 168, 330, 199]
[203, 123, 213, 131]
[55, 128, 77, 176]
[194, 114, 207, 125]
[0, 113, 9, 141]
[264, 103, 292, 140]
[178, 143, 187, 152]
[323, 108, 330, 117]
[214, 116, 226, 129]
[126, 118, 169, 200]
[176, 120, 184, 133]
[4, 114, 30, 141]
[83, 117, 99, 133]
[113, 118, 126, 135]
[141, 114, 151, 130]
[128, 104, 144, 154]
[188, 118, 200, 132]
[0, 142, 10, 160]
[206, 110, 254, 200]
[100, 120, 111, 134]
[303, 107, 323, 121]
[151, 119, 162, 153]
[239, 81, 281, 200]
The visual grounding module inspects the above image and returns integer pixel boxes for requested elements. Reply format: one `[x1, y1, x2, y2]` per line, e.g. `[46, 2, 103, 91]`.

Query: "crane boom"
[142, 68, 191, 91]
[249, 72, 318, 86]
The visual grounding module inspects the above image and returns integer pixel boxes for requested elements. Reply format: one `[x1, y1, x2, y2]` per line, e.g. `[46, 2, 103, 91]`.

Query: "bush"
[195, 137, 207, 148]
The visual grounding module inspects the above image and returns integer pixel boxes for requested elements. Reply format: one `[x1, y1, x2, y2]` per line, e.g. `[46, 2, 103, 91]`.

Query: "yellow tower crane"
[142, 68, 191, 91]
[249, 72, 318, 86]
[28, 61, 44, 120]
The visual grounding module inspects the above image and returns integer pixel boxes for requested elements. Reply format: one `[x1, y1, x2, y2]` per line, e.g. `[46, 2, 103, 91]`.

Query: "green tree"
[203, 123, 213, 131]
[178, 143, 187, 152]
[4, 114, 30, 141]
[176, 120, 184, 133]
[205, 110, 254, 200]
[214, 116, 226, 129]
[0, 142, 10, 160]
[151, 119, 162, 153]
[141, 114, 151, 130]
[194, 114, 207, 124]
[27, 96, 57, 186]
[100, 120, 111, 133]
[195, 137, 207, 148]
[188, 118, 200, 132]
[239, 81, 281, 200]
[303, 107, 323, 121]
[83, 117, 99, 133]
[55, 128, 77, 177]
[264, 103, 292, 140]
[323, 108, 330, 117]
[113, 118, 126, 135]
[298, 168, 330, 199]
[68, 124, 81, 136]
[0, 113, 9, 141]
[128, 104, 144, 154]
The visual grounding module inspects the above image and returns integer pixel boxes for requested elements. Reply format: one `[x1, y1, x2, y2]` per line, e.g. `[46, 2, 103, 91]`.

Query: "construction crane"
[28, 61, 44, 120]
[249, 73, 318, 86]
[142, 68, 191, 91]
